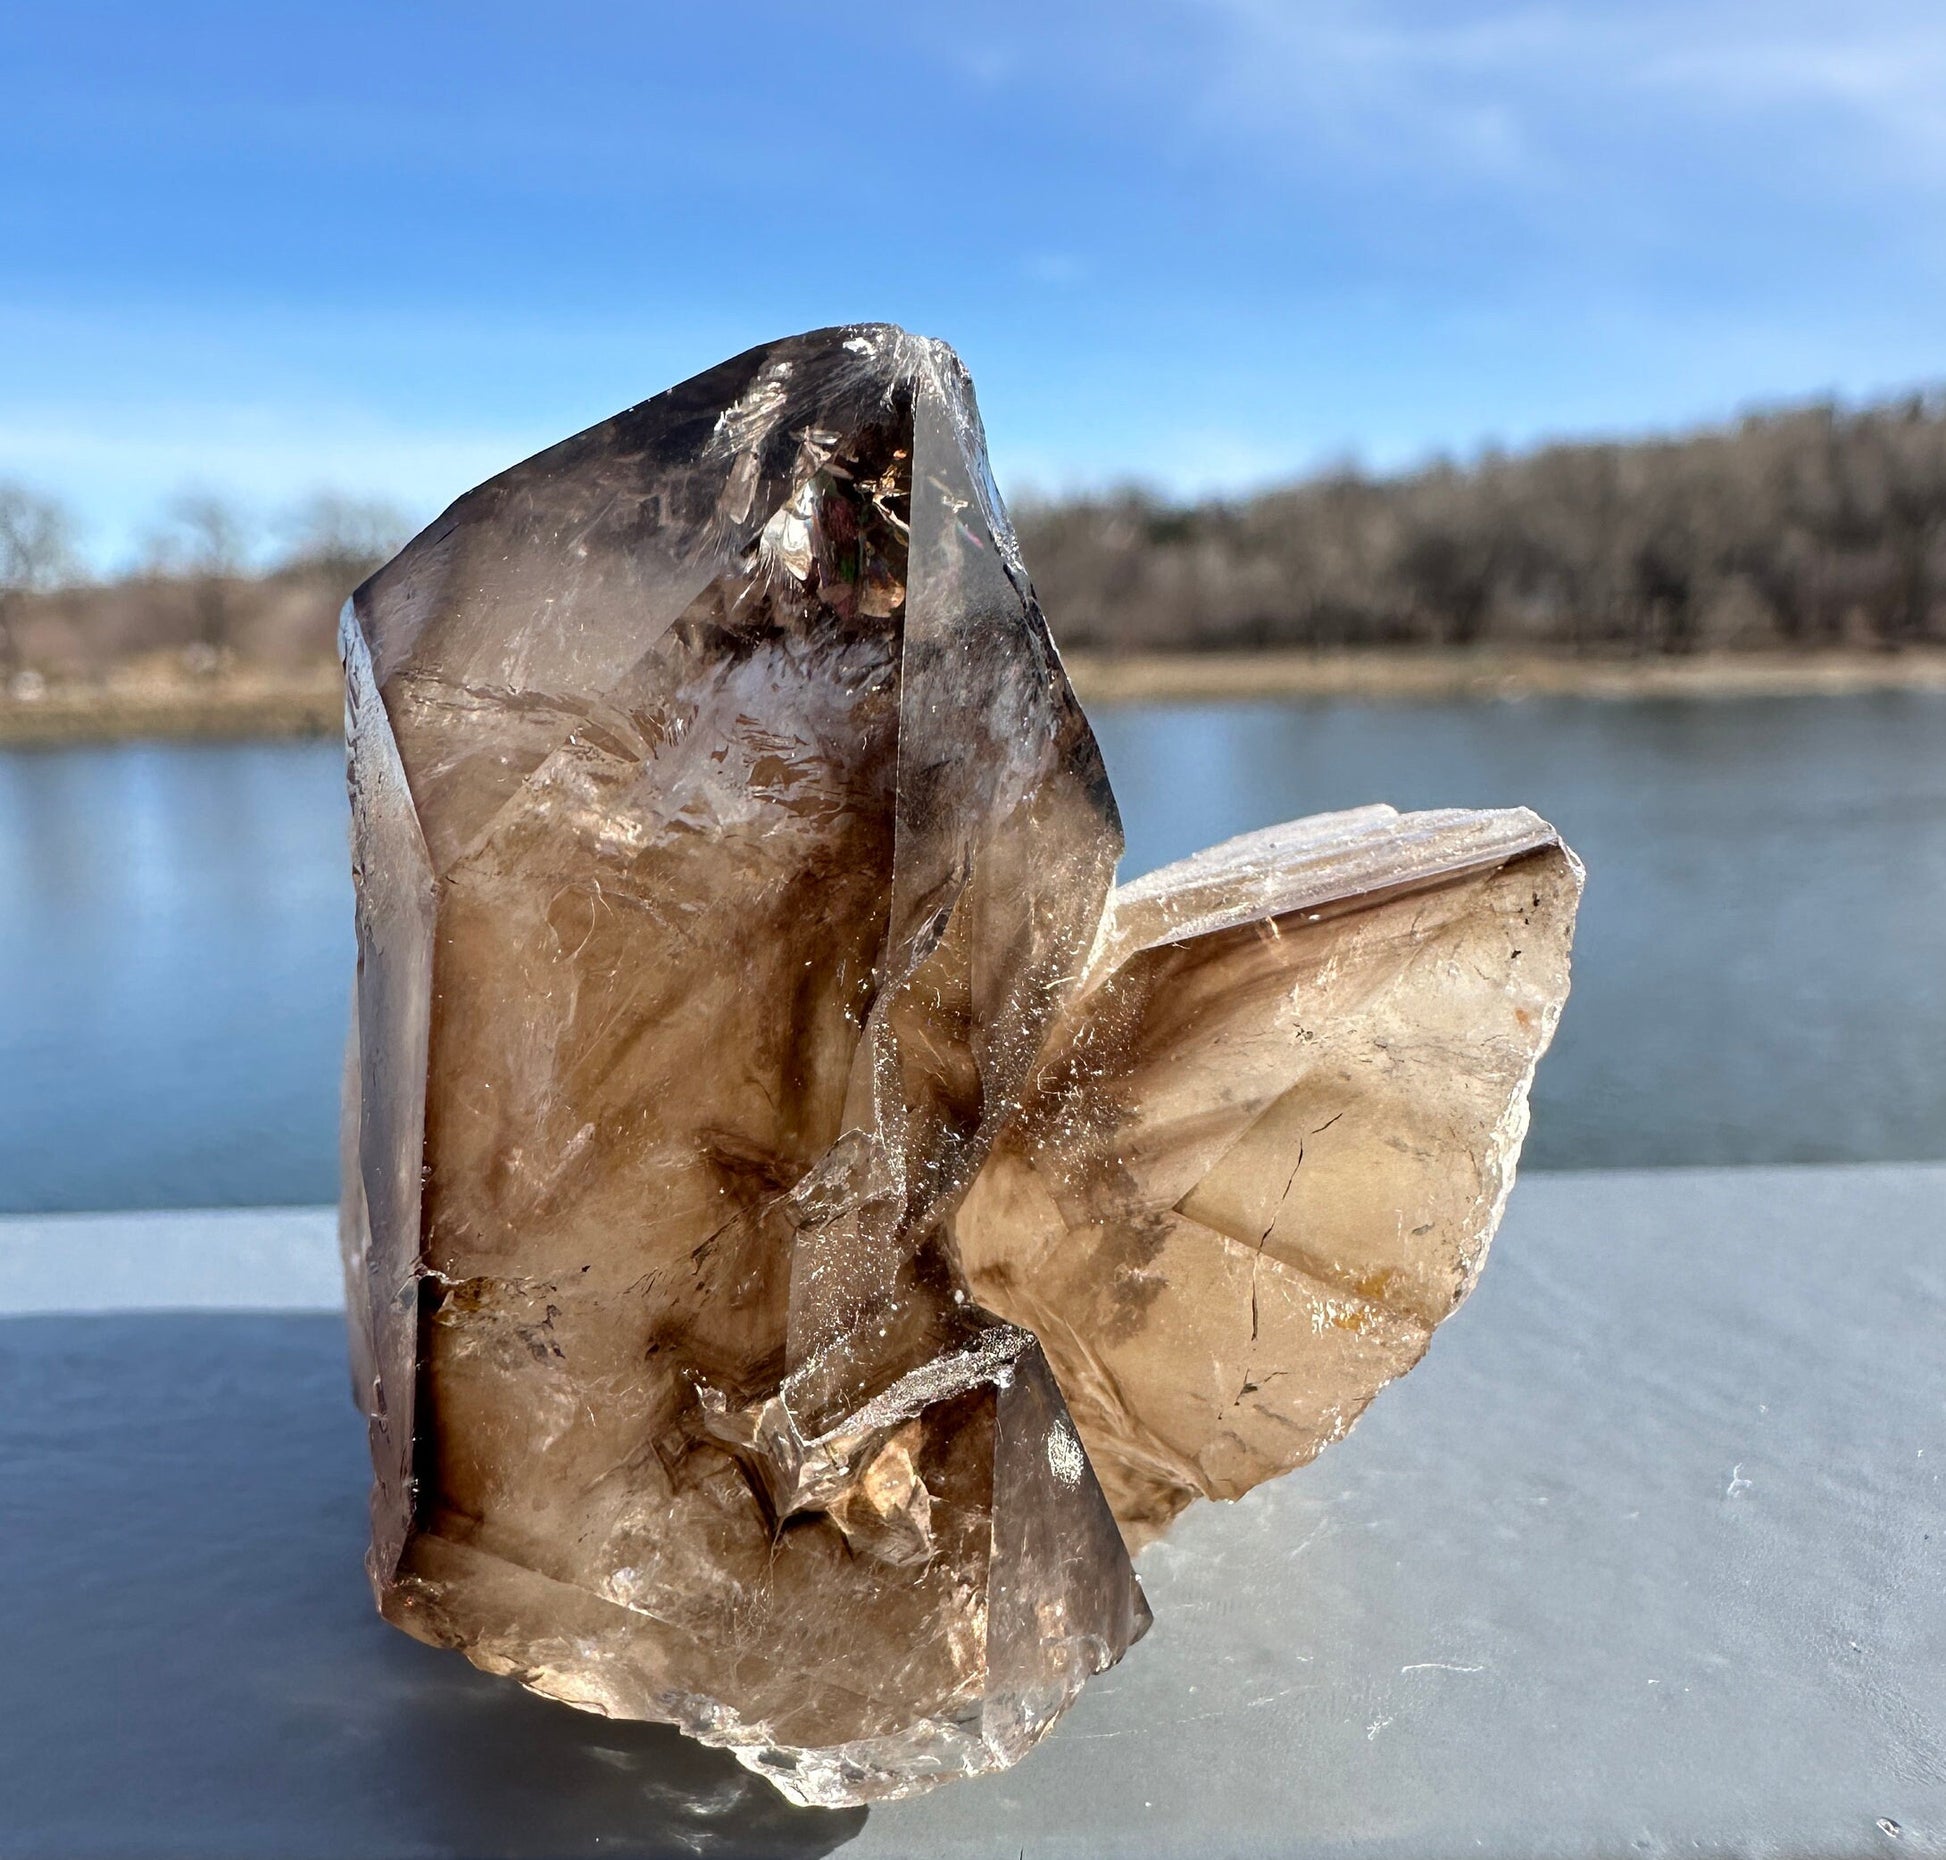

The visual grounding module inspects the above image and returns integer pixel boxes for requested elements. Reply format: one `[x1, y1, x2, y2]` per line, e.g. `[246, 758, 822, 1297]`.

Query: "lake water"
[3, 692, 1942, 1214]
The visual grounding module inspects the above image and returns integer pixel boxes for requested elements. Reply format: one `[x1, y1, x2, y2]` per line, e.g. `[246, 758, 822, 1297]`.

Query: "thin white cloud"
[1134, 0, 1946, 189]
[1022, 252, 1092, 286]
[1638, 21, 1946, 176]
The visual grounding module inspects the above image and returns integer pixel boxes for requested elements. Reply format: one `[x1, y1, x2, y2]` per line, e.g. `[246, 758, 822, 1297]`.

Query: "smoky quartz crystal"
[340, 325, 1581, 1806]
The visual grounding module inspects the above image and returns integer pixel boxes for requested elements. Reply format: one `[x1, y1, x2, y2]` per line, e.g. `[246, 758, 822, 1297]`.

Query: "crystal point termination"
[340, 324, 1582, 1807]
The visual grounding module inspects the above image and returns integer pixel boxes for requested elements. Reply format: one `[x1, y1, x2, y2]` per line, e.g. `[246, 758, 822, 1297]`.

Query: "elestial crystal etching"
[340, 325, 1582, 1808]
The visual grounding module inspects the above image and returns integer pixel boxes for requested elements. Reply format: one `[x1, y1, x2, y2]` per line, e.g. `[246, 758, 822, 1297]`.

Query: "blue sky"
[6, 0, 1946, 565]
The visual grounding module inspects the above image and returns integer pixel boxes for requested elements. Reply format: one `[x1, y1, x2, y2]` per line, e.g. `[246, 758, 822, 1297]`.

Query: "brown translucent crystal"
[340, 325, 1582, 1807]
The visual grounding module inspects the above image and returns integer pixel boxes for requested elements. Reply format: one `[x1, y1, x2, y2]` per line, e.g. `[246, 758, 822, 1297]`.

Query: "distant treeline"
[8, 390, 1946, 680]
[1015, 391, 1946, 655]
[0, 490, 408, 679]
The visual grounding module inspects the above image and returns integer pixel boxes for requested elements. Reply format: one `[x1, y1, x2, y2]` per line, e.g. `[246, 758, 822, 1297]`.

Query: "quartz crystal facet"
[340, 325, 1582, 1806]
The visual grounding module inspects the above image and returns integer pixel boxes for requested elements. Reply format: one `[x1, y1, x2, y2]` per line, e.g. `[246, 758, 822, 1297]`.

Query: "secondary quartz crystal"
[340, 324, 1582, 1807]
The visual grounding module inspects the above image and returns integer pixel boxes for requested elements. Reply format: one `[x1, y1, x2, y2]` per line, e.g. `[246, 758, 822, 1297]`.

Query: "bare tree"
[150, 492, 253, 654]
[0, 482, 79, 674]
[278, 492, 412, 586]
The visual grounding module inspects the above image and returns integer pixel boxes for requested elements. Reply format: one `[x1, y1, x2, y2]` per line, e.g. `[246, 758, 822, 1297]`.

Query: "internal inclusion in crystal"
[340, 324, 1582, 1808]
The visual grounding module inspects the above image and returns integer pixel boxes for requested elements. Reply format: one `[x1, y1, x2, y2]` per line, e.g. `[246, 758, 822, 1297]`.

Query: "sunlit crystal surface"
[341, 325, 1582, 1806]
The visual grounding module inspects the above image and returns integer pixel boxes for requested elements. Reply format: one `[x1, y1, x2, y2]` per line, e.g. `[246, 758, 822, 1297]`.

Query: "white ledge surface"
[0, 1164, 1940, 1860]
[0, 1203, 344, 1313]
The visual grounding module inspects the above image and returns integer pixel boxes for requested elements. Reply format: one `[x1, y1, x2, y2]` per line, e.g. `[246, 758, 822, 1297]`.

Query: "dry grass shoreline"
[0, 664, 344, 745]
[4, 648, 1946, 746]
[1067, 646, 1946, 704]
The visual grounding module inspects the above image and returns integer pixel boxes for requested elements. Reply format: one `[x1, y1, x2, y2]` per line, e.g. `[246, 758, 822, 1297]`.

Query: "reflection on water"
[1094, 692, 1946, 1173]
[1, 693, 1941, 1212]
[0, 743, 354, 1213]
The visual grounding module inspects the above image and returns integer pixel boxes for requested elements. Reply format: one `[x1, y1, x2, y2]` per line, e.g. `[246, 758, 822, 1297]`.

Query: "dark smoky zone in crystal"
[680, 406, 914, 655]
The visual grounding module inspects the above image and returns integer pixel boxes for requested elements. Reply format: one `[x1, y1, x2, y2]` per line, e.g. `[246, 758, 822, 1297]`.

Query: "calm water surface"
[2, 693, 1941, 1212]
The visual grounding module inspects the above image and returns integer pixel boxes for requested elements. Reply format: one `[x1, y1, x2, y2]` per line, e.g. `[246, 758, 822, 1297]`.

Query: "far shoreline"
[4, 647, 1946, 746]
[1068, 646, 1946, 705]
